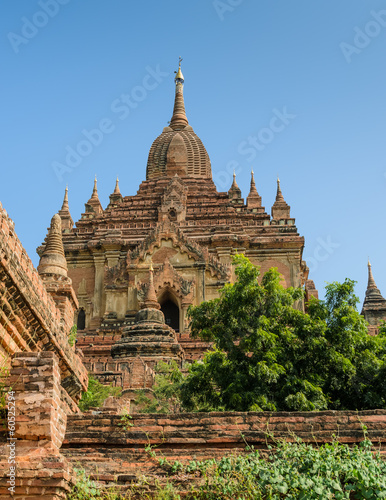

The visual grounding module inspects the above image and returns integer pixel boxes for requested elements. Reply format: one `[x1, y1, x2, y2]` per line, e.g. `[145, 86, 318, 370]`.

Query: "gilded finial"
[174, 57, 184, 82]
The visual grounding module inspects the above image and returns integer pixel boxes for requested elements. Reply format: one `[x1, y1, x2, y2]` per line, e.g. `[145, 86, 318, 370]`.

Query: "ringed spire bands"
[170, 58, 188, 130]
[146, 59, 212, 180]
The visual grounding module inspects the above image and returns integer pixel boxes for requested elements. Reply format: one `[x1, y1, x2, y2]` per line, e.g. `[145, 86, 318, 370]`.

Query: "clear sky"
[1, 0, 385, 305]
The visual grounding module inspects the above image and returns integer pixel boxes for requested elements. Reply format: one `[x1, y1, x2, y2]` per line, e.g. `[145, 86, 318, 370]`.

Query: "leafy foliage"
[93, 436, 386, 499]
[68, 325, 77, 347]
[78, 374, 122, 412]
[68, 468, 125, 499]
[134, 360, 184, 413]
[196, 439, 386, 499]
[118, 409, 134, 430]
[68, 468, 103, 499]
[0, 359, 10, 421]
[69, 438, 386, 499]
[182, 255, 386, 412]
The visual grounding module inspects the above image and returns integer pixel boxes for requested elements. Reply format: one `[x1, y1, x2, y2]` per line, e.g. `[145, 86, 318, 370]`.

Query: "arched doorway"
[159, 293, 180, 332]
[77, 308, 86, 330]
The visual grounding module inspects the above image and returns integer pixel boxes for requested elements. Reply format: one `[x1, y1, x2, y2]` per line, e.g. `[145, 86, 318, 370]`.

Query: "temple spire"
[232, 171, 239, 188]
[58, 185, 73, 230]
[91, 175, 98, 199]
[114, 177, 120, 195]
[170, 57, 189, 130]
[250, 170, 256, 188]
[362, 260, 386, 329]
[275, 176, 285, 202]
[247, 169, 262, 209]
[142, 261, 160, 310]
[271, 176, 290, 219]
[228, 170, 243, 203]
[61, 186, 69, 211]
[367, 260, 377, 289]
[84, 176, 103, 216]
[37, 214, 68, 277]
[108, 176, 123, 207]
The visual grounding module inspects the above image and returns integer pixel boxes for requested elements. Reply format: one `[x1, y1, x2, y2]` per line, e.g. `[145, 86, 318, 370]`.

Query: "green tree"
[181, 255, 386, 412]
[78, 375, 122, 412]
[134, 360, 185, 413]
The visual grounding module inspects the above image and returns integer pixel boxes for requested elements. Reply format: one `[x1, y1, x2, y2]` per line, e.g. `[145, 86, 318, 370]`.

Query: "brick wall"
[0, 351, 75, 499]
[61, 409, 386, 488]
[0, 203, 87, 404]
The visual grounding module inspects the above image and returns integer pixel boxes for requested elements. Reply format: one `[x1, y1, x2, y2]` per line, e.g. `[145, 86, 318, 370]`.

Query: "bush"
[78, 375, 122, 412]
[141, 437, 386, 499]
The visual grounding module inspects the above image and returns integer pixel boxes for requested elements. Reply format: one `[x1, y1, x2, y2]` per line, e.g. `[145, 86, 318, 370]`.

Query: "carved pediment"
[128, 221, 231, 281]
[158, 176, 187, 223]
[128, 221, 205, 265]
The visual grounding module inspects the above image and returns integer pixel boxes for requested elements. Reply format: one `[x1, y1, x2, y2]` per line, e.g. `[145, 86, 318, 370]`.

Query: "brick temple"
[1, 61, 386, 498]
[33, 60, 386, 404]
[34, 61, 325, 402]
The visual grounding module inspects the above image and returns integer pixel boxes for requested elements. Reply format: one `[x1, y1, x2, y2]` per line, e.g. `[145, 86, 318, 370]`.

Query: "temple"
[1, 60, 386, 498]
[35, 60, 320, 403]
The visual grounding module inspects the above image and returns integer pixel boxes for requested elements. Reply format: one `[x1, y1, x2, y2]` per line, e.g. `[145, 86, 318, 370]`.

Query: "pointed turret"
[170, 57, 189, 131]
[143, 263, 161, 310]
[91, 176, 98, 198]
[62, 185, 69, 211]
[361, 260, 386, 328]
[228, 171, 243, 204]
[271, 177, 291, 220]
[37, 214, 68, 277]
[246, 169, 262, 209]
[58, 186, 74, 231]
[108, 177, 123, 206]
[367, 259, 378, 290]
[84, 176, 103, 215]
[113, 177, 120, 195]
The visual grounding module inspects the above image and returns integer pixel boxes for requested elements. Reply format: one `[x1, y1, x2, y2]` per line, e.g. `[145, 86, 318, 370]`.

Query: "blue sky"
[1, 0, 386, 304]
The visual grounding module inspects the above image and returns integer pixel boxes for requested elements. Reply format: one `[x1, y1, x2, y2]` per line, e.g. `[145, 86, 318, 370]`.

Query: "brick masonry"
[0, 352, 75, 499]
[0, 203, 87, 404]
[0, 203, 87, 498]
[61, 409, 386, 488]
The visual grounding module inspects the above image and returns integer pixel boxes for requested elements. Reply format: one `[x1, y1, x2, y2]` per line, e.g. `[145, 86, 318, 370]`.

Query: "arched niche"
[76, 308, 86, 331]
[158, 290, 180, 332]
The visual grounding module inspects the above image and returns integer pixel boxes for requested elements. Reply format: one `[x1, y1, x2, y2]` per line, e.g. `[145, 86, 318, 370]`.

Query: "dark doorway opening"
[77, 309, 86, 330]
[160, 299, 179, 332]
